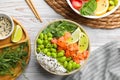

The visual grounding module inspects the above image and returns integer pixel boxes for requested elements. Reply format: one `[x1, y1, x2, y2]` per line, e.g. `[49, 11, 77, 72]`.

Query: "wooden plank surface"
[0, 0, 120, 80]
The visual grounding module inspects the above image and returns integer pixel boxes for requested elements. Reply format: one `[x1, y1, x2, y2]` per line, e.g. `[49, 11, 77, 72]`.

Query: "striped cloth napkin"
[65, 41, 120, 80]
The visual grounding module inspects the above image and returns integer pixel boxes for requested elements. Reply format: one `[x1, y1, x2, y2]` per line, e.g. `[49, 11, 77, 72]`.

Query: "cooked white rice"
[37, 53, 67, 73]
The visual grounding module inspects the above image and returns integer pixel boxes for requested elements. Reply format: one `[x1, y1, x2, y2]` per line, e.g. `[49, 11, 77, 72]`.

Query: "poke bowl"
[66, 0, 120, 19]
[35, 19, 90, 75]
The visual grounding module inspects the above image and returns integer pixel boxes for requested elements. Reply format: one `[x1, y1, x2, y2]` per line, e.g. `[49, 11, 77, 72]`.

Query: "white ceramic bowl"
[35, 19, 90, 75]
[66, 0, 120, 19]
[0, 13, 14, 40]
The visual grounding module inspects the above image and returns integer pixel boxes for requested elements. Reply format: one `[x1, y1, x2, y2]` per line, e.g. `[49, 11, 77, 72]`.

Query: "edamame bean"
[108, 0, 118, 11]
[39, 33, 44, 39]
[60, 50, 65, 53]
[51, 52, 57, 58]
[66, 57, 72, 61]
[43, 48, 48, 54]
[75, 64, 80, 69]
[57, 56, 66, 62]
[59, 62, 64, 65]
[51, 48, 56, 52]
[38, 45, 44, 49]
[69, 60, 74, 63]
[37, 45, 40, 48]
[114, 0, 118, 5]
[52, 44, 57, 48]
[36, 48, 41, 53]
[47, 52, 51, 56]
[63, 61, 68, 68]
[37, 39, 43, 44]
[44, 34, 47, 40]
[67, 62, 72, 71]
[48, 37, 52, 41]
[108, 6, 115, 11]
[44, 40, 49, 45]
[109, 0, 114, 6]
[47, 32, 53, 37]
[57, 52, 64, 57]
[46, 43, 52, 48]
[72, 62, 77, 69]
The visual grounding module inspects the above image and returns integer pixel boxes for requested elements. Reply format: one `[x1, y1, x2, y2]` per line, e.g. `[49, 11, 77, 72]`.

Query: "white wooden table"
[0, 0, 120, 80]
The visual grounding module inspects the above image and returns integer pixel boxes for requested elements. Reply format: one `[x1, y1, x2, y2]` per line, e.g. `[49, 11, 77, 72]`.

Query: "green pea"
[57, 52, 64, 57]
[36, 48, 41, 53]
[67, 62, 72, 71]
[108, 6, 115, 11]
[58, 56, 66, 62]
[51, 48, 56, 52]
[37, 39, 43, 44]
[39, 33, 44, 39]
[63, 61, 68, 68]
[66, 57, 72, 61]
[47, 52, 51, 56]
[51, 52, 57, 58]
[109, 0, 114, 6]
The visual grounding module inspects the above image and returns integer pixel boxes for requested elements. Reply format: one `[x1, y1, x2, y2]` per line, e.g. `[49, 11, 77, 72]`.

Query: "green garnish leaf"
[21, 60, 26, 69]
[80, 0, 97, 15]
[0, 42, 28, 76]
[42, 21, 77, 38]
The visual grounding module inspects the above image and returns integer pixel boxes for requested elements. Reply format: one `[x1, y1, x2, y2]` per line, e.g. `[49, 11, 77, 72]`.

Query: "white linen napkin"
[65, 41, 120, 80]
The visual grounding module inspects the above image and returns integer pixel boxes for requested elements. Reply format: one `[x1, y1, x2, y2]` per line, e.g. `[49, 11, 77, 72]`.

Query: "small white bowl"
[0, 13, 14, 40]
[66, 0, 120, 19]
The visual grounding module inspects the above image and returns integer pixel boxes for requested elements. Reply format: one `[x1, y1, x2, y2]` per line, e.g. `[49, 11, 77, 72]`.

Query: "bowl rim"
[0, 13, 14, 40]
[34, 19, 90, 75]
[66, 0, 120, 19]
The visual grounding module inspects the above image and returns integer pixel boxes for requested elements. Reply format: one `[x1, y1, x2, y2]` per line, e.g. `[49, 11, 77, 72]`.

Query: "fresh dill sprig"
[0, 42, 28, 76]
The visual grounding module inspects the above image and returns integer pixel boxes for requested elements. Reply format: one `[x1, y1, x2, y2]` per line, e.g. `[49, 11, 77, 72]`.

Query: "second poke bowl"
[66, 0, 120, 19]
[35, 19, 90, 75]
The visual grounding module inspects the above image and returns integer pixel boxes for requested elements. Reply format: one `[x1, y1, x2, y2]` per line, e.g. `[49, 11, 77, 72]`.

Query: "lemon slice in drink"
[11, 25, 23, 42]
[94, 0, 109, 16]
[78, 32, 89, 53]
[70, 27, 81, 43]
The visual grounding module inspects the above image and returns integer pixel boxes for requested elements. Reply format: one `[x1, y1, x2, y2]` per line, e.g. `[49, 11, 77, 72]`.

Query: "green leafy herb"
[42, 21, 77, 38]
[0, 42, 28, 76]
[80, 0, 97, 15]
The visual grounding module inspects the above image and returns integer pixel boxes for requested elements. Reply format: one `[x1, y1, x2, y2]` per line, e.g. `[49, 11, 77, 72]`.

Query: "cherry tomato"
[71, 0, 83, 10]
